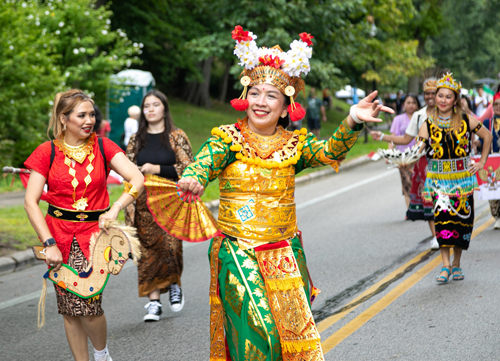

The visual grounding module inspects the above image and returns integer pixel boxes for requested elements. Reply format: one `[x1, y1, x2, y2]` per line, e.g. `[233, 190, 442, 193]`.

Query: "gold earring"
[281, 112, 287, 118]
[63, 123, 66, 131]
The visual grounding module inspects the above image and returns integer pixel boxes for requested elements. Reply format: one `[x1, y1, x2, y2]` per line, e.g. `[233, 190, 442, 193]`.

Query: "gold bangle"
[123, 181, 139, 200]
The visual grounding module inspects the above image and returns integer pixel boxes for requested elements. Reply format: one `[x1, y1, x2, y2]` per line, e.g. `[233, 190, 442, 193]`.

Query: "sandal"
[436, 267, 451, 284]
[452, 267, 465, 281]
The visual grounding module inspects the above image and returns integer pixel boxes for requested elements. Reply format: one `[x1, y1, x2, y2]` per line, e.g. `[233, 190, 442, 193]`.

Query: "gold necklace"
[54, 134, 96, 210]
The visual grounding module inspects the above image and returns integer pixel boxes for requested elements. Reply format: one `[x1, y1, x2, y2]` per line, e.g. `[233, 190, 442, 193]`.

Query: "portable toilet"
[108, 69, 155, 146]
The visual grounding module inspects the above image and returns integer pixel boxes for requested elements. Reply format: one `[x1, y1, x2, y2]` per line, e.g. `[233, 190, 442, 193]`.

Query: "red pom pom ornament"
[230, 98, 249, 111]
[287, 103, 306, 121]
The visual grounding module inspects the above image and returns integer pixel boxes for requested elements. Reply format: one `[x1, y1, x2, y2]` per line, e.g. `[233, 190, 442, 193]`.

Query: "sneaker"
[143, 300, 162, 322]
[168, 283, 185, 312]
[494, 219, 500, 229]
[430, 237, 439, 250]
[94, 353, 112, 361]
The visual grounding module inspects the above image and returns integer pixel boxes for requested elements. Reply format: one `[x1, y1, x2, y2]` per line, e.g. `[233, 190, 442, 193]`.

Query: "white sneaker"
[143, 301, 162, 322]
[168, 283, 185, 312]
[95, 353, 112, 361]
[494, 219, 500, 229]
[430, 237, 439, 250]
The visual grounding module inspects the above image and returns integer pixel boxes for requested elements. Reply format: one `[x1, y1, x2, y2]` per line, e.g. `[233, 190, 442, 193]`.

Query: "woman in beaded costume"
[177, 26, 393, 361]
[24, 90, 144, 361]
[417, 73, 492, 284]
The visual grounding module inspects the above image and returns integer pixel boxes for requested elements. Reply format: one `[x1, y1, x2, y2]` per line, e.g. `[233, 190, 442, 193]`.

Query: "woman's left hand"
[467, 160, 484, 175]
[354, 91, 394, 123]
[98, 204, 120, 234]
[140, 163, 160, 175]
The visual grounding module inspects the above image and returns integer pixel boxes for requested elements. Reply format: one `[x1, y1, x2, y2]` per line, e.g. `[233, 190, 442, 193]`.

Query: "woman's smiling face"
[246, 84, 287, 135]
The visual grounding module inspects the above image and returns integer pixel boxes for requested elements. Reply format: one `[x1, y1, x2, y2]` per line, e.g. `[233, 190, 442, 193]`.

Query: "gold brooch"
[54, 210, 63, 217]
[76, 213, 89, 221]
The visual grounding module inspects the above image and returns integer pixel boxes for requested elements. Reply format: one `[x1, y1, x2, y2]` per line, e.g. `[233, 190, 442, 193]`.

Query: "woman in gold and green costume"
[177, 26, 394, 361]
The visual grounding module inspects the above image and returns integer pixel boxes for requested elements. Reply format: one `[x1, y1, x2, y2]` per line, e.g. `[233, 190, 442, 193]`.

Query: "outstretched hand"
[353, 91, 394, 123]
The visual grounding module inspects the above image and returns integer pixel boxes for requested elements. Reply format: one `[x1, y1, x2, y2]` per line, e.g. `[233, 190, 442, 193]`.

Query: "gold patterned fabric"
[218, 162, 296, 244]
[144, 175, 220, 242]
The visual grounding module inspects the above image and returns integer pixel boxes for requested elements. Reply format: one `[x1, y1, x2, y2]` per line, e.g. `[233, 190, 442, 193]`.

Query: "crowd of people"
[21, 24, 499, 361]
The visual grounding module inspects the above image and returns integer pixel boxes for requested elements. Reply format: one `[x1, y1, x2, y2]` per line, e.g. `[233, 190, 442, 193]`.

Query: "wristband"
[380, 133, 384, 141]
[349, 105, 363, 124]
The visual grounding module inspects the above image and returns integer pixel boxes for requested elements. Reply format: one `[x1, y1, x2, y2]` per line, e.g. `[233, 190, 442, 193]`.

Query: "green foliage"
[0, 0, 140, 168]
[426, 0, 500, 87]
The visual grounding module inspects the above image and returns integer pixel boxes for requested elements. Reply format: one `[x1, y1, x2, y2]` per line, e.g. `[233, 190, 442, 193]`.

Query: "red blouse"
[24, 134, 124, 262]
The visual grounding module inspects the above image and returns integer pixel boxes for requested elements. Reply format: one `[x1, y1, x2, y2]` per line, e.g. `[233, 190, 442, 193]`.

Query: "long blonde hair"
[47, 89, 94, 139]
[433, 88, 463, 133]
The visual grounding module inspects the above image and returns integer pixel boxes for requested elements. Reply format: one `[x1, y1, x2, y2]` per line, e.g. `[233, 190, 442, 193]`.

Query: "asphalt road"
[0, 160, 498, 361]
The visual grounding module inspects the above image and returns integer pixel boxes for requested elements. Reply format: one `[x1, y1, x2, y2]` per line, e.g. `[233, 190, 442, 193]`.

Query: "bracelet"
[349, 105, 363, 124]
[113, 201, 123, 211]
[380, 133, 384, 141]
[123, 181, 139, 200]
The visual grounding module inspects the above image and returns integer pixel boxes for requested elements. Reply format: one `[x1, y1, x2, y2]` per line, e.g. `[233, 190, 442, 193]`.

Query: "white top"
[124, 117, 138, 146]
[405, 106, 429, 137]
[475, 94, 488, 117]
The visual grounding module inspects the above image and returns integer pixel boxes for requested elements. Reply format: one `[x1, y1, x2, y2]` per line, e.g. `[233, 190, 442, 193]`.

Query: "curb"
[0, 154, 374, 275]
[0, 249, 38, 276]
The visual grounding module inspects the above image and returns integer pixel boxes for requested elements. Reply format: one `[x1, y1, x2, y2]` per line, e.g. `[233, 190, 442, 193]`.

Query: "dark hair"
[278, 96, 291, 129]
[93, 104, 103, 132]
[404, 93, 421, 110]
[135, 90, 176, 156]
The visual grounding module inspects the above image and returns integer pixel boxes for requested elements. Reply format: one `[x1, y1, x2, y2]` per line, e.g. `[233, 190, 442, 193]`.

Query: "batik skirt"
[55, 238, 103, 316]
[135, 191, 183, 297]
[406, 157, 434, 221]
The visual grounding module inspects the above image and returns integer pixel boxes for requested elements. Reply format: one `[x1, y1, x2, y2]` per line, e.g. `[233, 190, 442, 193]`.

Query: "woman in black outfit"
[125, 90, 193, 321]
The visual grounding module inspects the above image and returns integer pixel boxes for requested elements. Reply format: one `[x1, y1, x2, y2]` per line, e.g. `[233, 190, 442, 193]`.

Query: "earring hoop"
[63, 123, 66, 131]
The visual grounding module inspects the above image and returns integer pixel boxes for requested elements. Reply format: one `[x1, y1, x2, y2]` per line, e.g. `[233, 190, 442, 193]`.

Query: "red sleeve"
[102, 137, 125, 166]
[24, 142, 52, 178]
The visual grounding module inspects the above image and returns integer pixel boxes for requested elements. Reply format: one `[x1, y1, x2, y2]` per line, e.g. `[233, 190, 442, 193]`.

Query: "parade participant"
[24, 89, 144, 361]
[125, 90, 193, 321]
[418, 73, 492, 283]
[387, 94, 420, 209]
[177, 26, 393, 361]
[481, 92, 500, 229]
[371, 78, 439, 249]
[305, 87, 327, 138]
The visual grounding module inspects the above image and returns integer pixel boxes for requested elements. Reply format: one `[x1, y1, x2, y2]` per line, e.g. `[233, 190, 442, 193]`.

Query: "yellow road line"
[321, 216, 494, 353]
[316, 249, 430, 333]
[317, 208, 491, 334]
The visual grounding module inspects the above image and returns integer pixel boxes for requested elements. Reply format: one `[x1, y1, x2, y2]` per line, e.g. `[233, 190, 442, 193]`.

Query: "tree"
[426, 0, 500, 88]
[0, 0, 140, 167]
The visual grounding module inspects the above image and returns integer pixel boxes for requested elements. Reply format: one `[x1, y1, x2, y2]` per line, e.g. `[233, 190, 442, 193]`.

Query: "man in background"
[306, 87, 327, 138]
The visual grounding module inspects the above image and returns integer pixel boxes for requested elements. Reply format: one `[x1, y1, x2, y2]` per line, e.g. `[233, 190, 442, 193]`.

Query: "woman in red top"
[24, 89, 144, 361]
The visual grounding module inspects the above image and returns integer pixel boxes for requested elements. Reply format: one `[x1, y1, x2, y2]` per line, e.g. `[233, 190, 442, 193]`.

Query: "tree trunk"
[408, 32, 426, 95]
[219, 61, 230, 103]
[184, 57, 213, 108]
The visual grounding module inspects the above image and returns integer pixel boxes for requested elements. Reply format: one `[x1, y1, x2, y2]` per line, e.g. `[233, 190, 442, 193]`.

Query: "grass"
[0, 186, 126, 256]
[0, 95, 391, 253]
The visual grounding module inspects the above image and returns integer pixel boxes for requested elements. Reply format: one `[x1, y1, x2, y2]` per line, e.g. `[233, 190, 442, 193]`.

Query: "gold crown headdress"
[437, 73, 461, 94]
[230, 25, 314, 121]
[423, 77, 437, 92]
